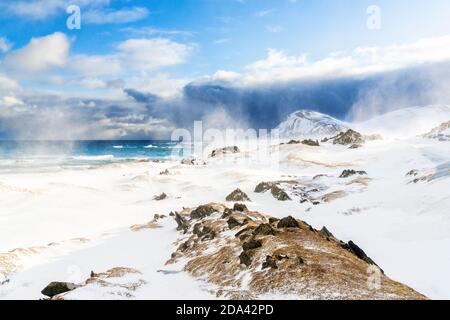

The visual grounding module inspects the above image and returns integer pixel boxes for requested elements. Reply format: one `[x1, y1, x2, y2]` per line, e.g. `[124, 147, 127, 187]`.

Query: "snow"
[1, 107, 450, 300]
[276, 110, 348, 139]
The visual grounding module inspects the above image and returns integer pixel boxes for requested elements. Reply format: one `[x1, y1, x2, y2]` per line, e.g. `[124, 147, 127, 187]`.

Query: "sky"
[1, 0, 450, 139]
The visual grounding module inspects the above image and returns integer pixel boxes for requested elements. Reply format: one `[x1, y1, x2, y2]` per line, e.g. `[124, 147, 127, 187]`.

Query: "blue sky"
[1, 0, 450, 139]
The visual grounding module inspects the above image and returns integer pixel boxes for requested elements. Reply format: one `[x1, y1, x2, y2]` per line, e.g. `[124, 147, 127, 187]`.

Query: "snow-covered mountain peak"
[276, 109, 348, 139]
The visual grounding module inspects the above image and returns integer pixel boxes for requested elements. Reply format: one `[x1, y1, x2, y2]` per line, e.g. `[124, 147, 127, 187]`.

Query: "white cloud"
[3, 32, 70, 73]
[4, 0, 109, 20]
[0, 74, 19, 91]
[0, 37, 12, 53]
[117, 38, 195, 71]
[214, 38, 231, 45]
[70, 54, 122, 77]
[127, 73, 191, 98]
[83, 6, 149, 24]
[211, 35, 450, 87]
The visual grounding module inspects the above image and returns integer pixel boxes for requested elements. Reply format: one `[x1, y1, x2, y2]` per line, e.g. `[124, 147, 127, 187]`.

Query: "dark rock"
[332, 129, 364, 146]
[239, 251, 252, 266]
[262, 256, 278, 270]
[174, 212, 189, 233]
[287, 140, 300, 145]
[222, 208, 233, 218]
[233, 203, 248, 212]
[276, 254, 289, 261]
[210, 146, 240, 157]
[227, 217, 242, 230]
[339, 169, 368, 178]
[254, 182, 273, 193]
[268, 217, 279, 224]
[159, 169, 170, 175]
[270, 185, 291, 201]
[298, 257, 305, 265]
[41, 282, 77, 298]
[153, 192, 167, 201]
[277, 216, 300, 229]
[190, 205, 217, 219]
[301, 139, 320, 147]
[253, 223, 275, 236]
[242, 240, 262, 251]
[319, 226, 334, 238]
[406, 170, 419, 177]
[226, 189, 251, 202]
[169, 212, 175, 217]
[341, 241, 383, 273]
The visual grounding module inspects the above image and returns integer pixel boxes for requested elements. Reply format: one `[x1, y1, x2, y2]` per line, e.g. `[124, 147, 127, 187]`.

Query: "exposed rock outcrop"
[340, 169, 368, 178]
[41, 282, 78, 298]
[167, 203, 426, 300]
[210, 146, 240, 158]
[226, 189, 251, 202]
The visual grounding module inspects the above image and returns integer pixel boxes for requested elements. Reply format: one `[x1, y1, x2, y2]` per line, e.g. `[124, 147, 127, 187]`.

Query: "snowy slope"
[276, 110, 348, 139]
[354, 105, 450, 138]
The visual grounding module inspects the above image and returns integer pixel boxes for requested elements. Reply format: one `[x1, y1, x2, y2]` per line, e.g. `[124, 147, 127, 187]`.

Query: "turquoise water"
[0, 140, 186, 171]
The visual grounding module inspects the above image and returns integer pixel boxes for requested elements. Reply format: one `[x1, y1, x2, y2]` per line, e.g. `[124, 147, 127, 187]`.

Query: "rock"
[169, 212, 175, 217]
[319, 226, 334, 238]
[341, 241, 383, 273]
[262, 256, 278, 270]
[210, 146, 240, 157]
[174, 212, 189, 233]
[41, 282, 77, 298]
[406, 170, 419, 177]
[193, 223, 216, 241]
[181, 159, 206, 165]
[233, 203, 248, 212]
[227, 217, 242, 230]
[239, 251, 252, 266]
[159, 169, 170, 175]
[270, 185, 291, 201]
[242, 240, 262, 251]
[339, 169, 367, 178]
[153, 192, 167, 201]
[287, 140, 300, 145]
[226, 189, 251, 202]
[268, 217, 279, 224]
[301, 139, 320, 147]
[190, 205, 217, 219]
[253, 223, 275, 236]
[332, 129, 365, 147]
[277, 216, 300, 229]
[255, 182, 273, 193]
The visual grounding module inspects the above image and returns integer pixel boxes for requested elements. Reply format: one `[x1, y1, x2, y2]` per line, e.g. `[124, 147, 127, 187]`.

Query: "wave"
[113, 145, 124, 149]
[143, 144, 158, 149]
[71, 155, 115, 161]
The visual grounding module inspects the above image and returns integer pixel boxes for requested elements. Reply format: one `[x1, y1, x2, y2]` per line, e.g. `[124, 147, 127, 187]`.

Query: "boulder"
[174, 212, 189, 233]
[332, 129, 364, 146]
[233, 203, 248, 212]
[153, 192, 167, 201]
[262, 256, 278, 270]
[319, 226, 334, 238]
[253, 223, 275, 236]
[210, 146, 240, 157]
[41, 282, 77, 298]
[339, 169, 367, 178]
[270, 185, 291, 201]
[226, 189, 251, 202]
[242, 240, 262, 251]
[255, 182, 273, 193]
[239, 251, 252, 267]
[190, 205, 217, 219]
[301, 139, 320, 147]
[227, 217, 242, 230]
[277, 216, 300, 229]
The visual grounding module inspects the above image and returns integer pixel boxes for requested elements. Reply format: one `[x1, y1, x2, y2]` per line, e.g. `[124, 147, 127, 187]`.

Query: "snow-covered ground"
[1, 106, 449, 300]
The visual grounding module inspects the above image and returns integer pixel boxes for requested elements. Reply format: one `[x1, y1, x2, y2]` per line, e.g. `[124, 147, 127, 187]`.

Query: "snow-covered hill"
[354, 105, 450, 138]
[276, 110, 348, 139]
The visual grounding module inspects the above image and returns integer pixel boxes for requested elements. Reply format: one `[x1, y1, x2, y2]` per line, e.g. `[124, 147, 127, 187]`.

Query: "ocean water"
[0, 140, 187, 171]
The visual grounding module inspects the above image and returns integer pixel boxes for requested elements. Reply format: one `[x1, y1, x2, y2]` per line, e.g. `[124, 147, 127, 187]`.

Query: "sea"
[0, 140, 188, 172]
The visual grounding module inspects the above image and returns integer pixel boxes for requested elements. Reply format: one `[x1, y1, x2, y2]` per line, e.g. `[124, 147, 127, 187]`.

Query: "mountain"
[354, 105, 450, 138]
[423, 120, 450, 141]
[276, 110, 348, 139]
